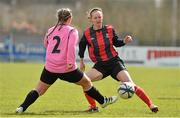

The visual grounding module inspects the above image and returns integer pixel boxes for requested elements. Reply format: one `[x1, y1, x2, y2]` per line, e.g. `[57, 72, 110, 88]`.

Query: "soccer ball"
[117, 82, 135, 99]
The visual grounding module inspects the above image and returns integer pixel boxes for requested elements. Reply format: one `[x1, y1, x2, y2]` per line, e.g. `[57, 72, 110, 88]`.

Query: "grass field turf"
[0, 62, 180, 117]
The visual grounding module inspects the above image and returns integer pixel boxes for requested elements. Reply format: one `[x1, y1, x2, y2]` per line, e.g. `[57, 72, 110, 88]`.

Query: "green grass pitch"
[0, 62, 180, 117]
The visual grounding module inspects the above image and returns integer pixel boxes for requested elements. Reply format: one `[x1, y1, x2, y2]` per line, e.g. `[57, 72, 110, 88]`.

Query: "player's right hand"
[67, 64, 73, 70]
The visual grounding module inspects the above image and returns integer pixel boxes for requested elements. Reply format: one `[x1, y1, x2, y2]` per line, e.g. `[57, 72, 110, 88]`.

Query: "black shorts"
[40, 67, 84, 85]
[93, 56, 126, 81]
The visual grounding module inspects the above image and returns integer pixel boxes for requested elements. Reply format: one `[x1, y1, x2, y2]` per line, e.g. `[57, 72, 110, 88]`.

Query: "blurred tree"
[0, 0, 179, 46]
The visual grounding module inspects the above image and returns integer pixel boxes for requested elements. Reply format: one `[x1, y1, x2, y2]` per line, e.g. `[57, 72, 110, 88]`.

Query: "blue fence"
[0, 36, 45, 62]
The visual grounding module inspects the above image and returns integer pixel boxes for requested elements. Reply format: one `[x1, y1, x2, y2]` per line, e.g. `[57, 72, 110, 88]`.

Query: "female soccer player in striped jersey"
[16, 8, 118, 113]
[78, 7, 158, 113]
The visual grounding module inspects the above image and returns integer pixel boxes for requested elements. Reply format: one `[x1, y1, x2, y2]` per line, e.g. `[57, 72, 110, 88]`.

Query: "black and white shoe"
[150, 105, 159, 113]
[15, 107, 24, 113]
[85, 106, 99, 112]
[101, 96, 118, 108]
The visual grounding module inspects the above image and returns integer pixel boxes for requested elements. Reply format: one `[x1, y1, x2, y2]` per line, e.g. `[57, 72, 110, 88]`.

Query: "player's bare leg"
[116, 70, 159, 113]
[16, 81, 50, 113]
[83, 69, 103, 112]
[76, 74, 117, 112]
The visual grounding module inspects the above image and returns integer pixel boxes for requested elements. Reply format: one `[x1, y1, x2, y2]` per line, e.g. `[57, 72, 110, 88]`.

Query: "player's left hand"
[124, 35, 133, 44]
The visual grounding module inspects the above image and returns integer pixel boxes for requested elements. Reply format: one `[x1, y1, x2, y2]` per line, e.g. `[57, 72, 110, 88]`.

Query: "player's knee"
[95, 75, 103, 81]
[79, 76, 93, 90]
[83, 78, 92, 86]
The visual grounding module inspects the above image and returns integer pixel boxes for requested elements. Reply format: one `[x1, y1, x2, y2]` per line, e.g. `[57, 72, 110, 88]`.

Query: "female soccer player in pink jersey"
[16, 8, 118, 113]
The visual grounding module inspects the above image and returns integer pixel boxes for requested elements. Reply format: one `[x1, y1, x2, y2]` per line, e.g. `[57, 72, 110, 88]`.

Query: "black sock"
[20, 90, 39, 111]
[85, 86, 104, 104]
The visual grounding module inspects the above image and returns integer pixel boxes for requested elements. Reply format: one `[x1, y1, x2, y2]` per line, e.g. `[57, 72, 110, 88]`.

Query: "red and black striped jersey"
[78, 25, 125, 63]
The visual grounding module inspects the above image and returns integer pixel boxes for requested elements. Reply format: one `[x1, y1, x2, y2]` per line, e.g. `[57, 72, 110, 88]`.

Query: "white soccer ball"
[117, 82, 135, 99]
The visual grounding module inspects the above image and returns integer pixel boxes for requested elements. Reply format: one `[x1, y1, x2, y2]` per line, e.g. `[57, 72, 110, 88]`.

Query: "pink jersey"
[43, 25, 78, 73]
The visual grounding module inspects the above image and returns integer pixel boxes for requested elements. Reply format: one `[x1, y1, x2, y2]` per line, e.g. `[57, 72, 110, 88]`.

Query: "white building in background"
[81, 46, 180, 67]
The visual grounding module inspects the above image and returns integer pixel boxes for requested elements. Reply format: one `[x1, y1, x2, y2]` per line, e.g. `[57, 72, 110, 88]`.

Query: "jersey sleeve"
[78, 33, 87, 58]
[112, 29, 125, 47]
[67, 29, 78, 64]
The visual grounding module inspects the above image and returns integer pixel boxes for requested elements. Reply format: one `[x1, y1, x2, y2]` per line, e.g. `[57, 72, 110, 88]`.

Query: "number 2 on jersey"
[52, 36, 61, 53]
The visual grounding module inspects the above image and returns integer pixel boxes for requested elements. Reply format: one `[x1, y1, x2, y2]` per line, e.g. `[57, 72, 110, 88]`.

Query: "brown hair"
[57, 8, 72, 24]
[87, 7, 102, 19]
[47, 8, 72, 37]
